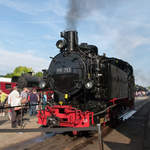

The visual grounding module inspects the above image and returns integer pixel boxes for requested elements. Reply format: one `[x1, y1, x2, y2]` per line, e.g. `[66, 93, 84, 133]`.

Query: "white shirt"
[8, 90, 21, 107]
[21, 91, 27, 99]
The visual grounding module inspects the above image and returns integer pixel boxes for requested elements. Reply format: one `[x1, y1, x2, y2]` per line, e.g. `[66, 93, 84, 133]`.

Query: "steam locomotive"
[37, 31, 135, 128]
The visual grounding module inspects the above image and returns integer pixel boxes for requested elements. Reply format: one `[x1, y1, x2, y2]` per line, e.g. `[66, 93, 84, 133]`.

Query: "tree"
[5, 73, 13, 78]
[35, 72, 43, 77]
[13, 66, 33, 76]
[5, 66, 33, 77]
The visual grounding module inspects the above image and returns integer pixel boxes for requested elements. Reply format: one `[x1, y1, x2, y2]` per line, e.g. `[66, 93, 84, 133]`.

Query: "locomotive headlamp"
[56, 40, 66, 49]
[39, 81, 46, 89]
[64, 94, 69, 99]
[59, 101, 63, 105]
[85, 81, 93, 89]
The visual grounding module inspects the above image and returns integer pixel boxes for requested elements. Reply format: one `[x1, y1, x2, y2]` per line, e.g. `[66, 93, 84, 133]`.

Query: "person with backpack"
[28, 89, 39, 116]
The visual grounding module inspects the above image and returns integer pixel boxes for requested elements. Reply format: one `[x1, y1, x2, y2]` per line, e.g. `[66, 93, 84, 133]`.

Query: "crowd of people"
[0, 87, 48, 128]
[135, 90, 150, 97]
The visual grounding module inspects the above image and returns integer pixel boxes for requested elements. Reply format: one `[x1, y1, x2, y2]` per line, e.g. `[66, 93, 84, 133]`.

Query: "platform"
[0, 97, 150, 150]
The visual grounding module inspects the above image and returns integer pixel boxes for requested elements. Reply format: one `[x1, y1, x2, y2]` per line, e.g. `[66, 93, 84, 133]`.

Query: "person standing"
[21, 87, 29, 114]
[20, 88, 29, 102]
[28, 89, 39, 116]
[42, 92, 47, 110]
[8, 87, 22, 128]
[0, 90, 8, 116]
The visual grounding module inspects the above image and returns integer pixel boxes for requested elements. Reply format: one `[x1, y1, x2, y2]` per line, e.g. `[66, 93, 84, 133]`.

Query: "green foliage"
[5, 73, 13, 78]
[35, 72, 43, 77]
[4, 66, 33, 77]
[4, 66, 43, 78]
[13, 66, 33, 76]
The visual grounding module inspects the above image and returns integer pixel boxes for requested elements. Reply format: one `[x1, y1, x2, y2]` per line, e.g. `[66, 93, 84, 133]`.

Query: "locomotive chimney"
[61, 31, 78, 52]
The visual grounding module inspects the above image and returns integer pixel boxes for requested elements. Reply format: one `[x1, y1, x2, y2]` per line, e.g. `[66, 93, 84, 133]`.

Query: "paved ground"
[103, 98, 150, 150]
[0, 114, 41, 150]
[0, 97, 150, 150]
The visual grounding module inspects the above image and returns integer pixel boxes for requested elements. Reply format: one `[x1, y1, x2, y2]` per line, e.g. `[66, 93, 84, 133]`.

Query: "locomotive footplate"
[37, 105, 94, 128]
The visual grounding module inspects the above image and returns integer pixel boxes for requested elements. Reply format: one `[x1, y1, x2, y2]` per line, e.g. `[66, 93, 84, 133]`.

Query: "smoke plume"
[66, 0, 118, 30]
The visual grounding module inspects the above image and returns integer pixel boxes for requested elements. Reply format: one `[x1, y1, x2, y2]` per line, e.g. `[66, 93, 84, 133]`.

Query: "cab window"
[5, 84, 11, 89]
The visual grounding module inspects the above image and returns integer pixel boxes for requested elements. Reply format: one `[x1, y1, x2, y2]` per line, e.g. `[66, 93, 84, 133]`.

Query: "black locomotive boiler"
[38, 31, 135, 128]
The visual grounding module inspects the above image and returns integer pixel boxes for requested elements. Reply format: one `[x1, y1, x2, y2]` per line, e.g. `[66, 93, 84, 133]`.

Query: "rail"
[0, 104, 104, 149]
[0, 124, 104, 150]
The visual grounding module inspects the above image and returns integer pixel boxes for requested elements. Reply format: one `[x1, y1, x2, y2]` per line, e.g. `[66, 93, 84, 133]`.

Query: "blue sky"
[0, 0, 150, 86]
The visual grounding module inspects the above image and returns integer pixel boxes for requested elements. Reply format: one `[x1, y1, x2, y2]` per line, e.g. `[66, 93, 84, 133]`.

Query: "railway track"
[17, 125, 112, 150]
[18, 107, 138, 150]
[3, 109, 136, 150]
[4, 98, 149, 150]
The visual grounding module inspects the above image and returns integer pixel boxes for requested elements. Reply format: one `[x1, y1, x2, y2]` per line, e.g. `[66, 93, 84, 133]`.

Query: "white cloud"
[0, 48, 49, 75]
[0, 0, 66, 16]
[113, 35, 150, 59]
[0, 0, 37, 15]
[42, 35, 58, 41]
[79, 10, 150, 58]
[134, 69, 150, 87]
